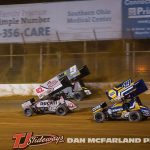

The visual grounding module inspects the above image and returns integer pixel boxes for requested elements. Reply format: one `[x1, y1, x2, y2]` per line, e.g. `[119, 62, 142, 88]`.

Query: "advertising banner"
[122, 0, 150, 39]
[0, 0, 121, 43]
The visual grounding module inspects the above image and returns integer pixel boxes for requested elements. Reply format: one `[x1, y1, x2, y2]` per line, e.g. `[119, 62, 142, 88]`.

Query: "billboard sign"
[122, 0, 150, 39]
[0, 0, 121, 43]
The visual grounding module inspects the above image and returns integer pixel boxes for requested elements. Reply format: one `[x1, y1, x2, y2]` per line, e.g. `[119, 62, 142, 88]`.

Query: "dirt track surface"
[0, 95, 150, 150]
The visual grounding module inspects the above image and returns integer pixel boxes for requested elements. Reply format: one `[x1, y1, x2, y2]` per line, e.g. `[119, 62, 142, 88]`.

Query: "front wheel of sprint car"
[94, 112, 106, 123]
[24, 108, 33, 117]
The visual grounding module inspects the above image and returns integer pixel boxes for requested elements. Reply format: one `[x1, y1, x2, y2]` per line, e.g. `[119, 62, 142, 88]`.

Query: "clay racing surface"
[0, 95, 150, 150]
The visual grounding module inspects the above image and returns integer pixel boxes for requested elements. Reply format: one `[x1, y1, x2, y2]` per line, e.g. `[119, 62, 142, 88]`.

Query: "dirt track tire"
[94, 112, 105, 123]
[24, 108, 33, 117]
[73, 92, 85, 101]
[56, 105, 68, 116]
[128, 111, 142, 122]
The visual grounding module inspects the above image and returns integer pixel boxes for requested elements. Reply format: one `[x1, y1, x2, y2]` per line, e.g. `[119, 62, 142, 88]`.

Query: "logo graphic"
[108, 89, 116, 98]
[128, 8, 136, 16]
[12, 132, 64, 149]
[36, 87, 45, 93]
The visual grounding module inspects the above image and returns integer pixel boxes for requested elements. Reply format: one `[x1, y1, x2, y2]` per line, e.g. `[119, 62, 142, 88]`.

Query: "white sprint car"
[22, 94, 77, 117]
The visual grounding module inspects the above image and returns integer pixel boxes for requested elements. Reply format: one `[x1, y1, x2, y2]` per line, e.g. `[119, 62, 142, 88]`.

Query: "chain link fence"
[0, 48, 150, 83]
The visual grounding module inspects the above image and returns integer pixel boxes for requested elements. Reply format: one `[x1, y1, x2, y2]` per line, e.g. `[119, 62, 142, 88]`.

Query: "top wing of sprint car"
[106, 79, 148, 103]
[58, 65, 90, 82]
[35, 65, 90, 99]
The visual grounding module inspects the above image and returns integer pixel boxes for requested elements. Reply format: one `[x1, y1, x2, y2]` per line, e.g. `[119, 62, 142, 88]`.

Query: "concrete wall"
[0, 82, 150, 97]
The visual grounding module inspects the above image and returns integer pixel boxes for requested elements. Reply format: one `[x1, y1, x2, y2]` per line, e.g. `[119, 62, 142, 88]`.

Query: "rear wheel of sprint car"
[56, 105, 68, 116]
[128, 111, 143, 122]
[24, 108, 33, 117]
[94, 112, 106, 123]
[73, 91, 85, 101]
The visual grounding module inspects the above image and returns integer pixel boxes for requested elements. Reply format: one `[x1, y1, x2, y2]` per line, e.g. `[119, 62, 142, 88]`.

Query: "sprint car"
[22, 94, 77, 117]
[22, 76, 77, 117]
[92, 79, 150, 122]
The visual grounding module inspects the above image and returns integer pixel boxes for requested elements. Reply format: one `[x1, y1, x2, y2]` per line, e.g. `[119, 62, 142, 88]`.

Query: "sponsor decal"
[47, 80, 58, 88]
[36, 87, 45, 93]
[108, 90, 116, 98]
[12, 132, 64, 149]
